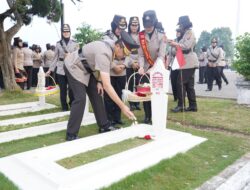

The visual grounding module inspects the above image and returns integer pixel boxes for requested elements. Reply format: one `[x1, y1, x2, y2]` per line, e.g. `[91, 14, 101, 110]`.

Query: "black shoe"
[99, 125, 120, 133]
[171, 106, 184, 113]
[218, 86, 222, 90]
[66, 134, 78, 141]
[226, 81, 229, 85]
[205, 89, 212, 91]
[185, 107, 198, 112]
[143, 117, 152, 124]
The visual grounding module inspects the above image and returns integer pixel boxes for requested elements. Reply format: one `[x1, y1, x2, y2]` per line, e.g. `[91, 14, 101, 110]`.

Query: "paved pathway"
[194, 69, 238, 100]
[168, 69, 238, 100]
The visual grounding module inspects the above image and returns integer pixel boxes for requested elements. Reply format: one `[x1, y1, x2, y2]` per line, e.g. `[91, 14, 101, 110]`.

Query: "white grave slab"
[0, 112, 96, 143]
[0, 111, 70, 126]
[0, 125, 206, 190]
[0, 102, 56, 116]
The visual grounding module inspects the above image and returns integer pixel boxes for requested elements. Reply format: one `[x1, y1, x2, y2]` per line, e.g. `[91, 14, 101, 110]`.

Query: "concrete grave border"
[0, 125, 206, 190]
[0, 102, 56, 116]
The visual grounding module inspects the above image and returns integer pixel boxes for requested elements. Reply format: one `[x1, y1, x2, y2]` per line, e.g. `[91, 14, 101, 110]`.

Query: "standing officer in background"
[127, 16, 141, 111]
[103, 15, 128, 125]
[218, 44, 229, 85]
[103, 15, 127, 41]
[169, 15, 199, 112]
[46, 24, 78, 111]
[63, 31, 139, 141]
[138, 10, 167, 124]
[167, 28, 183, 101]
[22, 42, 33, 90]
[206, 37, 223, 91]
[198, 46, 208, 84]
[43, 43, 55, 87]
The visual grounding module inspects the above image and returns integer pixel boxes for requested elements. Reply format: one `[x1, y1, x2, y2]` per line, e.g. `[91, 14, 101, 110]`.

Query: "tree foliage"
[196, 27, 234, 60]
[196, 31, 211, 54]
[74, 23, 103, 47]
[233, 32, 250, 80]
[0, 0, 64, 90]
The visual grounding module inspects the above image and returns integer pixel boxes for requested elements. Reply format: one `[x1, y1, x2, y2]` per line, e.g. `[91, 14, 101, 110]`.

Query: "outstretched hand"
[45, 70, 51, 77]
[121, 105, 137, 121]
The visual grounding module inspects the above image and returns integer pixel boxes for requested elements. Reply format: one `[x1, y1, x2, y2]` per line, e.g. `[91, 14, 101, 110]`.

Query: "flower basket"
[122, 72, 151, 102]
[35, 76, 59, 96]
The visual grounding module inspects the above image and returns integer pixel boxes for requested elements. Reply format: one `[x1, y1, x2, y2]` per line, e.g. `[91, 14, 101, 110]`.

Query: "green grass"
[102, 124, 250, 190]
[168, 97, 250, 134]
[0, 91, 250, 189]
[0, 173, 18, 190]
[57, 138, 150, 169]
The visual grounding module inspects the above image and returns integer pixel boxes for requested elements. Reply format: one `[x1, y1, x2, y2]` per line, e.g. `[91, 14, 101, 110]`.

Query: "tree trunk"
[0, 37, 18, 90]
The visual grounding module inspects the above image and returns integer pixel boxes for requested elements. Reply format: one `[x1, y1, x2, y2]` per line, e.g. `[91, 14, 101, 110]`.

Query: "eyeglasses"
[131, 24, 138, 27]
[212, 42, 217, 44]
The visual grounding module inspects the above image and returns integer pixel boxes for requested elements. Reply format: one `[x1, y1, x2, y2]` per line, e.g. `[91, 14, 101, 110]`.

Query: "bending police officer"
[64, 31, 139, 141]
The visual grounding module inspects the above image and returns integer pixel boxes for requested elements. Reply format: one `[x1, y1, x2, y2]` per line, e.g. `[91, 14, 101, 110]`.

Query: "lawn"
[0, 91, 249, 189]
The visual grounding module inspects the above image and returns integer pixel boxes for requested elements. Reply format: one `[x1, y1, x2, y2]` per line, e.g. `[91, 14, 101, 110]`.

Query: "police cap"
[62, 24, 71, 32]
[143, 10, 158, 28]
[177, 16, 190, 25]
[129, 16, 139, 26]
[120, 30, 140, 52]
[112, 15, 127, 30]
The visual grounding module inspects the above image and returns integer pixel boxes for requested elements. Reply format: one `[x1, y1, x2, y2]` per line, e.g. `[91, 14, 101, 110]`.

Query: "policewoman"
[138, 10, 167, 124]
[103, 15, 127, 41]
[47, 24, 79, 111]
[169, 16, 199, 112]
[63, 31, 139, 141]
[126, 16, 141, 111]
[103, 15, 128, 125]
[206, 37, 223, 91]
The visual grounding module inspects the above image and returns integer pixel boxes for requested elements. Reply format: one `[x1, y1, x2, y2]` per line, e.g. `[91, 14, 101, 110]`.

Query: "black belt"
[208, 59, 217, 63]
[59, 58, 64, 61]
[182, 49, 191, 54]
[81, 60, 93, 73]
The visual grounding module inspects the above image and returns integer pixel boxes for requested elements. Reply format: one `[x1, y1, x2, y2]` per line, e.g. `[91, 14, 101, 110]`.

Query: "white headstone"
[37, 66, 46, 106]
[150, 59, 170, 134]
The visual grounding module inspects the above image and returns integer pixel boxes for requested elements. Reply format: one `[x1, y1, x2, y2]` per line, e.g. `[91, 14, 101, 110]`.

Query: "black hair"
[111, 21, 118, 36]
[181, 22, 193, 30]
[23, 42, 28, 48]
[13, 38, 22, 48]
[46, 43, 51, 50]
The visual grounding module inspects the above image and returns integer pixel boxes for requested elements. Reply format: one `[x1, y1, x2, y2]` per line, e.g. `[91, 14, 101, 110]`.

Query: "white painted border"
[0, 125, 206, 190]
[0, 102, 56, 116]
[0, 113, 96, 143]
[0, 111, 70, 126]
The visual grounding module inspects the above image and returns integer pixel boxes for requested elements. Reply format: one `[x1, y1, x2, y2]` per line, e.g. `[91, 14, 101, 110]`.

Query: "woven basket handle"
[48, 75, 57, 86]
[125, 72, 150, 91]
